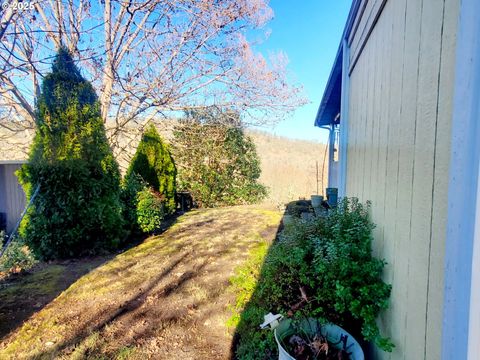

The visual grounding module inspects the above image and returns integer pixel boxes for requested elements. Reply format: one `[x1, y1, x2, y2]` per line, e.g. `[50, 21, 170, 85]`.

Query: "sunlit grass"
[0, 206, 282, 359]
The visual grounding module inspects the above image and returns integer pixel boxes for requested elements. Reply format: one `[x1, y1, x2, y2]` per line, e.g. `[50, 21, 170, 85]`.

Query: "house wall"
[344, 0, 459, 358]
[0, 164, 26, 234]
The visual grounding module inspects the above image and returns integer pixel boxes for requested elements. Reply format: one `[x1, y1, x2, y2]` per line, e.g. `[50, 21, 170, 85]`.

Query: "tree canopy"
[1, 1, 306, 157]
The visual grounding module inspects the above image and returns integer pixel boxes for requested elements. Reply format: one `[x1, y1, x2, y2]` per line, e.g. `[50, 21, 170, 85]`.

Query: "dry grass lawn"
[0, 206, 281, 360]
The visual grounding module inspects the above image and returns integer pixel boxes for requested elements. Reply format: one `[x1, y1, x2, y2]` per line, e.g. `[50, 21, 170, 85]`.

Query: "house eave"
[314, 0, 363, 128]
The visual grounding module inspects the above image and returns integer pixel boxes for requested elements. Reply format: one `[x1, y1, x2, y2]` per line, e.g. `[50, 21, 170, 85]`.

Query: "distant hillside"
[247, 130, 328, 206]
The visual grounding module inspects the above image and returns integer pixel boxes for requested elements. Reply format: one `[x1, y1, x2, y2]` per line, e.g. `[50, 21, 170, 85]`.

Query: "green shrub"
[126, 125, 176, 214]
[121, 172, 168, 235]
[173, 108, 267, 208]
[310, 198, 393, 351]
[136, 188, 165, 233]
[231, 198, 393, 358]
[0, 232, 36, 274]
[120, 173, 145, 234]
[17, 48, 124, 260]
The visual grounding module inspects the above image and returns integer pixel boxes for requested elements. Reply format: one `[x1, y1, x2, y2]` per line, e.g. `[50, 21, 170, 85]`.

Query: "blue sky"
[254, 0, 351, 142]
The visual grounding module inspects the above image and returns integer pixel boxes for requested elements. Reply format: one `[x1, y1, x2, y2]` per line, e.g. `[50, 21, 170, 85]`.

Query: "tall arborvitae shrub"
[126, 124, 176, 214]
[17, 48, 124, 260]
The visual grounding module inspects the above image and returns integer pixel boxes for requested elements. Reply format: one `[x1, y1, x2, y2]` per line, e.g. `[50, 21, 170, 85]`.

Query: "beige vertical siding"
[0, 164, 26, 233]
[345, 0, 459, 358]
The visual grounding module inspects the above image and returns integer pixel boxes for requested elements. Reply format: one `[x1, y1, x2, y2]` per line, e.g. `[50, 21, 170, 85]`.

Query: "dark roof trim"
[314, 45, 343, 127]
[314, 0, 363, 127]
[0, 160, 27, 165]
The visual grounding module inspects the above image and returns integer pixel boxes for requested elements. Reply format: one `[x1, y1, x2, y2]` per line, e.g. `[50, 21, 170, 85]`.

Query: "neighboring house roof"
[0, 120, 176, 173]
[0, 127, 32, 163]
[0, 160, 27, 165]
[314, 0, 363, 127]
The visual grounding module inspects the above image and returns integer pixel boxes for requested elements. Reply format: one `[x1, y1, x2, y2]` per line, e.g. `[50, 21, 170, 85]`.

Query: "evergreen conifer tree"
[126, 124, 177, 214]
[18, 48, 124, 259]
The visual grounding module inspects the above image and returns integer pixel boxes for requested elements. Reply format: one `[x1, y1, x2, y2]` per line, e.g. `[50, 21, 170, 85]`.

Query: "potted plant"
[261, 314, 364, 360]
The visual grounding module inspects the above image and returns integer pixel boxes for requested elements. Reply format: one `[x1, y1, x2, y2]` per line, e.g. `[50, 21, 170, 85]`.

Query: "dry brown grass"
[247, 130, 328, 207]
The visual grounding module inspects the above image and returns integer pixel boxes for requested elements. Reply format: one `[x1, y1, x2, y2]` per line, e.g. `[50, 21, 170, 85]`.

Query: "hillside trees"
[18, 48, 124, 260]
[0, 0, 306, 158]
[173, 108, 267, 207]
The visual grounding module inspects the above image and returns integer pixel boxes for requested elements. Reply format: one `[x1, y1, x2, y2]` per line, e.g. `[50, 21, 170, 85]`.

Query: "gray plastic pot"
[311, 195, 323, 208]
[274, 318, 364, 360]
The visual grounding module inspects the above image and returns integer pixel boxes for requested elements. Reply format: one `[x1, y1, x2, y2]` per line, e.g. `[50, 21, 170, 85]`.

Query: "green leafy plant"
[231, 198, 393, 359]
[172, 108, 267, 208]
[126, 124, 176, 214]
[310, 198, 393, 351]
[120, 173, 145, 234]
[136, 187, 166, 233]
[17, 48, 124, 260]
[0, 232, 37, 274]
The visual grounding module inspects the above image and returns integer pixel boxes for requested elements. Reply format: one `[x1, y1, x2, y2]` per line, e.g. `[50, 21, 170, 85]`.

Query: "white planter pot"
[274, 318, 364, 360]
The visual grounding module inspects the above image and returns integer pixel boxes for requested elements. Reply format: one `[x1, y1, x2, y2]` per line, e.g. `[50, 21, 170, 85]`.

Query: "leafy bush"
[173, 108, 267, 207]
[136, 187, 166, 233]
[120, 173, 145, 234]
[121, 174, 166, 234]
[17, 48, 124, 260]
[0, 232, 36, 274]
[231, 198, 393, 359]
[126, 124, 176, 214]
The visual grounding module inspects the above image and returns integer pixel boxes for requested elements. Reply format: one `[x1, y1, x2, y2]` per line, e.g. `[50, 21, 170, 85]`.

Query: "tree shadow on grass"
[0, 207, 282, 359]
[32, 221, 254, 358]
[0, 213, 182, 343]
[0, 256, 113, 340]
[33, 250, 196, 359]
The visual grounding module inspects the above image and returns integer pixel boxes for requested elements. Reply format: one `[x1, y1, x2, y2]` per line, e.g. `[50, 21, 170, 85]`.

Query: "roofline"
[314, 0, 363, 127]
[0, 160, 27, 165]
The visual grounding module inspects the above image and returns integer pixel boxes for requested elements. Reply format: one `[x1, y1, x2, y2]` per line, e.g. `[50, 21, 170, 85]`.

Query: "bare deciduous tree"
[0, 0, 306, 158]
